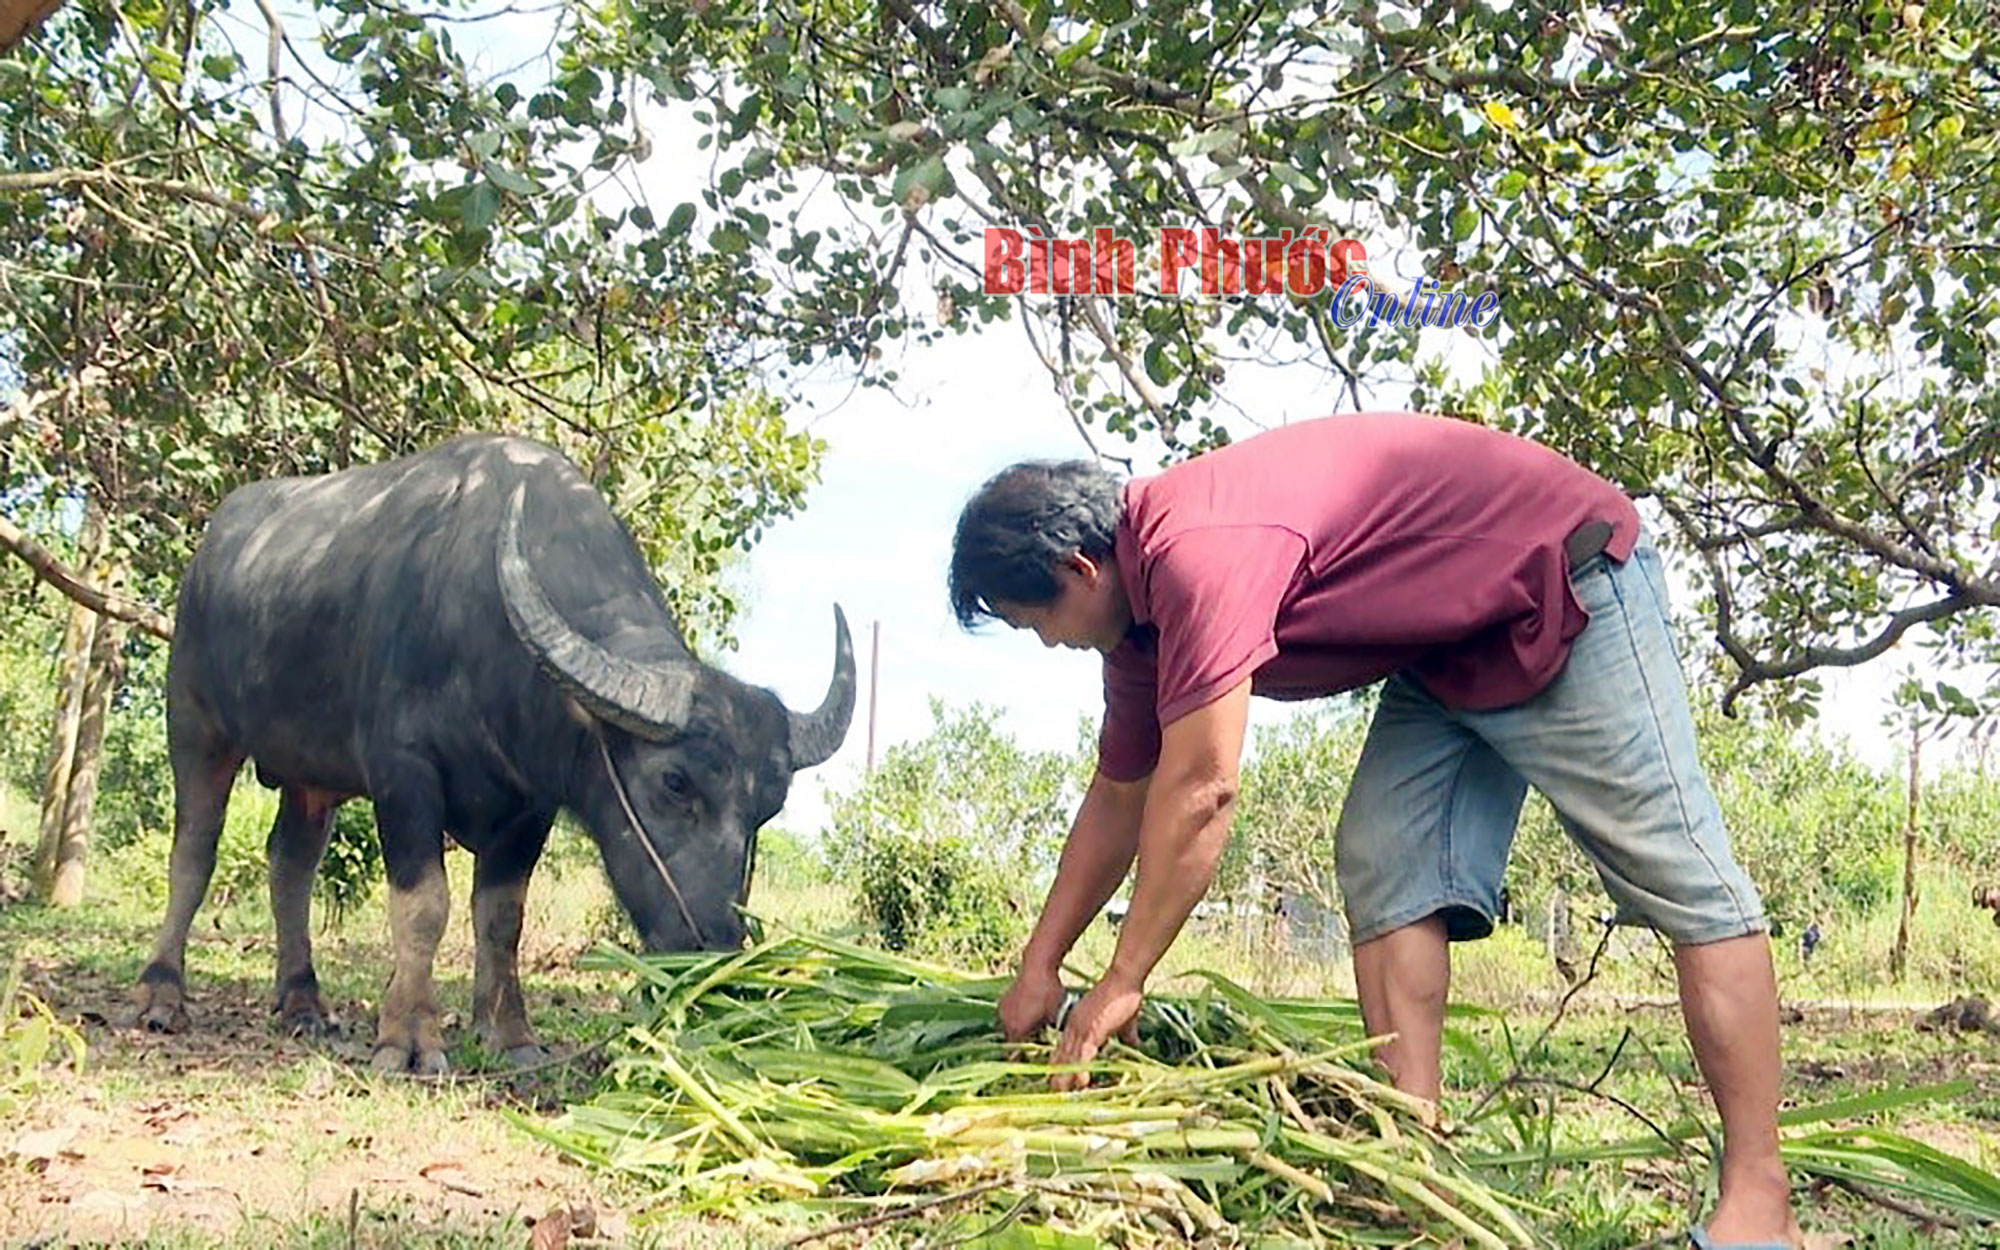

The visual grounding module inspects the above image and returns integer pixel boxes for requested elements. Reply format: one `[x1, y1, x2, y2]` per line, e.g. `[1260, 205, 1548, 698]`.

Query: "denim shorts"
[1333, 540, 1767, 947]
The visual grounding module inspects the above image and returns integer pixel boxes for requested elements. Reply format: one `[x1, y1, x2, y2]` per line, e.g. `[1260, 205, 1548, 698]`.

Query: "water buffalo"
[127, 434, 854, 1072]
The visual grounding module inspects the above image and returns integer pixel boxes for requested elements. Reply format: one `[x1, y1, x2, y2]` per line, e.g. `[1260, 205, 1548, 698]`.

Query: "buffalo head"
[495, 488, 854, 951]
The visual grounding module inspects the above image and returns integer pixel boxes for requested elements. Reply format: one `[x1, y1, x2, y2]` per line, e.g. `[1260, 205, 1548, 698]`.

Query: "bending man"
[947, 411, 1799, 1250]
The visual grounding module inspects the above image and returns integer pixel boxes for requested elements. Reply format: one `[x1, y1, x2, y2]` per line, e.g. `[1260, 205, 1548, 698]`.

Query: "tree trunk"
[1890, 721, 1922, 982]
[1549, 887, 1580, 982]
[32, 503, 119, 907]
[44, 606, 124, 905]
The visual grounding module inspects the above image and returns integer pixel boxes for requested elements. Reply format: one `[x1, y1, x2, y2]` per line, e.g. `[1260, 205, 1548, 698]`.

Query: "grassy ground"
[2, 802, 1997, 1246]
[0, 816, 793, 1248]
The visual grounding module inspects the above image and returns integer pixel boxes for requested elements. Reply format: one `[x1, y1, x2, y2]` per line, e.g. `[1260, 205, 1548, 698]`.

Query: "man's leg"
[1335, 675, 1526, 1110]
[1351, 914, 1450, 1105]
[1677, 935, 1799, 1244]
[1466, 541, 1799, 1245]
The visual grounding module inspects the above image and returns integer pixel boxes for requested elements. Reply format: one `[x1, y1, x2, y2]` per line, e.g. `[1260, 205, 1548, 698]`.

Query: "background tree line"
[817, 693, 2000, 989]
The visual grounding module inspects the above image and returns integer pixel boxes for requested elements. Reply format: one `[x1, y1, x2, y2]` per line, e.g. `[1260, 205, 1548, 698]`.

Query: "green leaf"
[1269, 164, 1316, 192]
[891, 154, 949, 207]
[1053, 24, 1101, 68]
[667, 202, 697, 235]
[1169, 129, 1237, 158]
[462, 181, 500, 231]
[977, 1227, 1099, 1250]
[485, 164, 540, 196]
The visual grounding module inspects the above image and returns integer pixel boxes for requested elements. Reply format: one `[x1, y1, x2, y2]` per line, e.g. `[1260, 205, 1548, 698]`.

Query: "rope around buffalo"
[595, 729, 706, 948]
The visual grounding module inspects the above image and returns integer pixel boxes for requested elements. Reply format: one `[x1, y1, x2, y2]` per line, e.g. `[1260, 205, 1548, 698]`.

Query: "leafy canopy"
[599, 0, 2000, 706]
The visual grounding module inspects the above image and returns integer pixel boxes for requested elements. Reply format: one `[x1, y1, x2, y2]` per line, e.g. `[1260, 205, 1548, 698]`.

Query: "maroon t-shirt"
[1096, 412, 1641, 781]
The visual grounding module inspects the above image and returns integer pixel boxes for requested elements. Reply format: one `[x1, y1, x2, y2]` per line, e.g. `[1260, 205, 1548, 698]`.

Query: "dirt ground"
[2, 954, 642, 1246]
[0, 859, 787, 1250]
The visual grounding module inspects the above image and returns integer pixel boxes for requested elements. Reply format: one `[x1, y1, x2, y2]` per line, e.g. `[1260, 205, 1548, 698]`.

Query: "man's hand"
[997, 962, 1068, 1042]
[1049, 972, 1144, 1091]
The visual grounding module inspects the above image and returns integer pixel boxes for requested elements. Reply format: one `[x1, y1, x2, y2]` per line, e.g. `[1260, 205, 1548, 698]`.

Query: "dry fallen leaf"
[159, 1124, 206, 1148]
[142, 1106, 193, 1135]
[529, 1207, 571, 1250]
[138, 1164, 228, 1198]
[70, 1188, 149, 1217]
[417, 1162, 482, 1198]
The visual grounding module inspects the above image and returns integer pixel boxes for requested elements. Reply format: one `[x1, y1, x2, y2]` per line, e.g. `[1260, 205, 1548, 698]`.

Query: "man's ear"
[1065, 550, 1103, 583]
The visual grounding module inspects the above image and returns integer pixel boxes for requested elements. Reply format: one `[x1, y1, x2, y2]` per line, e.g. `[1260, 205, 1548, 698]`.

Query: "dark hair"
[948, 459, 1125, 629]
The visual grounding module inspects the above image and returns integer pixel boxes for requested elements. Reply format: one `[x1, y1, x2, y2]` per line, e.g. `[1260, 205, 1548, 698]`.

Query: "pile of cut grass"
[524, 933, 2000, 1246]
[523, 934, 1537, 1247]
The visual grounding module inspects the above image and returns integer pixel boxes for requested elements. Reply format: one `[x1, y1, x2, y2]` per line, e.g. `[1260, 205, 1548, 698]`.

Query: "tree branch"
[991, 0, 1200, 106]
[1719, 591, 1976, 714]
[0, 514, 174, 640]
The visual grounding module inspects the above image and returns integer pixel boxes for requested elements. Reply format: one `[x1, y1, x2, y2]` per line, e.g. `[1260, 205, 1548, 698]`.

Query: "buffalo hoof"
[279, 997, 337, 1039]
[503, 1043, 551, 1069]
[370, 1042, 449, 1076]
[127, 983, 189, 1034]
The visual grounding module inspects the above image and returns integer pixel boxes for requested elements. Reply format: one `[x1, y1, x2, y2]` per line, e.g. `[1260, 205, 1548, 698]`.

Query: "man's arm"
[998, 768, 1149, 1041]
[1105, 676, 1251, 991]
[1048, 676, 1252, 1080]
[1020, 769, 1152, 978]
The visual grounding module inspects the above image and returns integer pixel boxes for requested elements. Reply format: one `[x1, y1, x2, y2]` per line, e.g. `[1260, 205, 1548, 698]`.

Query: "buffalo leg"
[130, 747, 245, 1033]
[268, 787, 342, 1035]
[471, 812, 553, 1066]
[370, 772, 451, 1075]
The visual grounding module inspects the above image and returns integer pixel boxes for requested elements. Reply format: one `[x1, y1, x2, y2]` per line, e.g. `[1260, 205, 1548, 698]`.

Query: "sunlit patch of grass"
[1535, 1175, 1683, 1250]
[0, 783, 36, 846]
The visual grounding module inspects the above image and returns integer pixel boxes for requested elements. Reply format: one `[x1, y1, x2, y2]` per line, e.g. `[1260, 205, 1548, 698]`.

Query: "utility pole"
[866, 619, 880, 773]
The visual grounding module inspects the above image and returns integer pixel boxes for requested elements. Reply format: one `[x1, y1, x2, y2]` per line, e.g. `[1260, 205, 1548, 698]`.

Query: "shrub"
[843, 822, 1021, 965]
[94, 639, 171, 852]
[823, 700, 1080, 966]
[0, 555, 63, 800]
[98, 783, 380, 922]
[1, 955, 86, 1118]
[319, 799, 380, 922]
[749, 826, 828, 892]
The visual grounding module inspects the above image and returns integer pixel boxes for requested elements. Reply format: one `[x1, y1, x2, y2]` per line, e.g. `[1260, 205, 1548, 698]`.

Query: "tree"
[1, 0, 830, 629]
[823, 699, 1084, 962]
[608, 0, 1999, 714]
[1885, 669, 1988, 979]
[1228, 701, 1371, 914]
[28, 498, 122, 905]
[2, 0, 849, 902]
